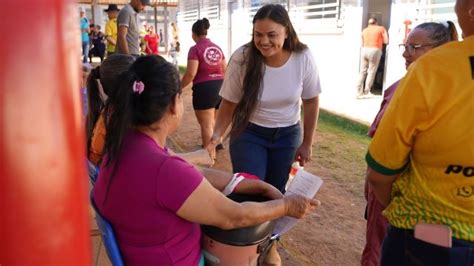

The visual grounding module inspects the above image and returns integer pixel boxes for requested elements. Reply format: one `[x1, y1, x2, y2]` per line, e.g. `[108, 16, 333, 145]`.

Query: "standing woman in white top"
[208, 4, 321, 193]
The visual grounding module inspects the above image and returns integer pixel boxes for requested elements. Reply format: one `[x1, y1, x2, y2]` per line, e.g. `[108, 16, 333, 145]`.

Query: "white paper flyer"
[273, 169, 323, 235]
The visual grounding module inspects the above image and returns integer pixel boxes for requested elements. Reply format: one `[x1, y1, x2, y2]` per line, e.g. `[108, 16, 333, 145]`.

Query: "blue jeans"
[229, 123, 301, 192]
[82, 41, 89, 63]
[381, 226, 474, 266]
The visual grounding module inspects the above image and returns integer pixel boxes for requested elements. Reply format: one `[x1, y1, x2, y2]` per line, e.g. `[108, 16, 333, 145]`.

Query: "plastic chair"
[87, 160, 99, 185]
[90, 193, 124, 266]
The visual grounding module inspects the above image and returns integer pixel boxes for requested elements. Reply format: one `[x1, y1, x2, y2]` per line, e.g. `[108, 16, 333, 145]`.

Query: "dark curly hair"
[192, 17, 210, 36]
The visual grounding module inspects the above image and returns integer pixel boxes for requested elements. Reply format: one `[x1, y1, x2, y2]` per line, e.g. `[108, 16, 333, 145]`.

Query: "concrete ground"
[320, 81, 384, 126]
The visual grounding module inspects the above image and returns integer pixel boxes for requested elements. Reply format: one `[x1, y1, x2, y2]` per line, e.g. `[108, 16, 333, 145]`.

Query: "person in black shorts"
[181, 18, 226, 148]
[192, 79, 222, 110]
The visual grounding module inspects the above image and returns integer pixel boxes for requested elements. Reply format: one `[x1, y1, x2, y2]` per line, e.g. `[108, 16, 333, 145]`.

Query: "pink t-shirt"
[187, 38, 225, 84]
[368, 80, 400, 137]
[94, 130, 203, 266]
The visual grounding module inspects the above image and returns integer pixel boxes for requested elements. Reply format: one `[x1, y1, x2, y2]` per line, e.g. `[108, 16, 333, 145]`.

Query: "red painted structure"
[0, 1, 91, 265]
[403, 19, 413, 43]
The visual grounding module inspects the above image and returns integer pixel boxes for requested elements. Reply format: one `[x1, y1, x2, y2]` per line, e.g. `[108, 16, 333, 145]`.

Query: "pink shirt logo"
[203, 46, 223, 66]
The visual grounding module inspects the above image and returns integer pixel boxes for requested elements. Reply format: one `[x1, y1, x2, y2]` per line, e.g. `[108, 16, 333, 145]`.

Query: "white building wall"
[176, 0, 364, 98]
[176, 0, 458, 96]
[385, 0, 458, 88]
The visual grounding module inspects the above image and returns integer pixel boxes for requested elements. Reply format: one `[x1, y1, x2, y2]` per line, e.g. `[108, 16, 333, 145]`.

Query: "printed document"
[273, 169, 323, 235]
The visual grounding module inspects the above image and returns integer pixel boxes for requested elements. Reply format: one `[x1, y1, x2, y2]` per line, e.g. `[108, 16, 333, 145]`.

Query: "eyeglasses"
[399, 43, 435, 55]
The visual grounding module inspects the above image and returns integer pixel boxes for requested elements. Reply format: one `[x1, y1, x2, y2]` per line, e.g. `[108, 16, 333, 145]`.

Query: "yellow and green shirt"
[105, 18, 117, 53]
[366, 36, 474, 242]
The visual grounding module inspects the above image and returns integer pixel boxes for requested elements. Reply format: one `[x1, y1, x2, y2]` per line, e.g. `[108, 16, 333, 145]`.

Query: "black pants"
[89, 48, 105, 62]
[381, 226, 474, 266]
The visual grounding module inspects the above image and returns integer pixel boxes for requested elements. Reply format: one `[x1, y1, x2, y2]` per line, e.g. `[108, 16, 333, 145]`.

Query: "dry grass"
[313, 110, 371, 197]
[274, 110, 371, 265]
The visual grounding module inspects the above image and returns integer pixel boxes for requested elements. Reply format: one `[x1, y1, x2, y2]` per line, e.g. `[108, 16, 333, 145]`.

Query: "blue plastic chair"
[87, 160, 99, 185]
[90, 193, 124, 266]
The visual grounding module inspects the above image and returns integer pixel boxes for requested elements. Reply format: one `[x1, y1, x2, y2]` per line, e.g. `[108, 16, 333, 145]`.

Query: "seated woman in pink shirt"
[361, 21, 458, 266]
[181, 18, 226, 148]
[93, 55, 320, 266]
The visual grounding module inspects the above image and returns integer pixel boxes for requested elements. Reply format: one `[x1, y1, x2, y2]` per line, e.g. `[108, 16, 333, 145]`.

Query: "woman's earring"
[469, 7, 474, 21]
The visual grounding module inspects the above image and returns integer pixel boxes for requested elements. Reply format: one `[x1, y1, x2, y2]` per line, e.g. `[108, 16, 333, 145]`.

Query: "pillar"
[0, 1, 91, 265]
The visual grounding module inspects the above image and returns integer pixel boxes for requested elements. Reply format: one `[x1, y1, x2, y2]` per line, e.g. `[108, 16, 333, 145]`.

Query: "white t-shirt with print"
[220, 46, 321, 128]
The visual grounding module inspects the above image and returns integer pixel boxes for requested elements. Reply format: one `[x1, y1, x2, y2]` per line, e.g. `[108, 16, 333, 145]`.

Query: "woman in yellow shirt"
[366, 0, 474, 264]
[362, 21, 458, 266]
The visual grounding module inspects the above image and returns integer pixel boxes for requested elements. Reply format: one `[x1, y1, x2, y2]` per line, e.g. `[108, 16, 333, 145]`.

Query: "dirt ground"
[172, 87, 368, 266]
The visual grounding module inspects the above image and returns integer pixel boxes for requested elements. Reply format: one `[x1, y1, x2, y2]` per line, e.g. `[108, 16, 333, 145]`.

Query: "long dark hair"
[415, 21, 459, 47]
[231, 4, 307, 135]
[85, 54, 135, 158]
[192, 17, 210, 36]
[103, 55, 181, 166]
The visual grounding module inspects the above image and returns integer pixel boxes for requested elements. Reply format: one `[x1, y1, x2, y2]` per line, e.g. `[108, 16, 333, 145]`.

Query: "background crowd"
[79, 1, 180, 64]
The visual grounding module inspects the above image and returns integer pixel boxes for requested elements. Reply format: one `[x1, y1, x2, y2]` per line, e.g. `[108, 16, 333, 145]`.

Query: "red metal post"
[0, 1, 91, 265]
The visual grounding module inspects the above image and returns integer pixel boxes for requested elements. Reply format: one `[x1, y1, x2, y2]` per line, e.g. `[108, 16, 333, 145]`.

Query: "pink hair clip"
[133, 81, 145, 94]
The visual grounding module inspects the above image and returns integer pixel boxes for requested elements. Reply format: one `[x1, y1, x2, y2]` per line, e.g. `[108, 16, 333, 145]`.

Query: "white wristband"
[222, 173, 245, 196]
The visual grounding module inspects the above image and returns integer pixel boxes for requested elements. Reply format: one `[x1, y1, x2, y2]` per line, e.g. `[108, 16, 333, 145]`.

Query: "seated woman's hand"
[284, 195, 320, 219]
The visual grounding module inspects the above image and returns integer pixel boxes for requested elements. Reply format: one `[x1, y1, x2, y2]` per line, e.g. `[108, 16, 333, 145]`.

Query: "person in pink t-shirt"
[361, 21, 458, 266]
[93, 55, 320, 266]
[181, 18, 226, 148]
